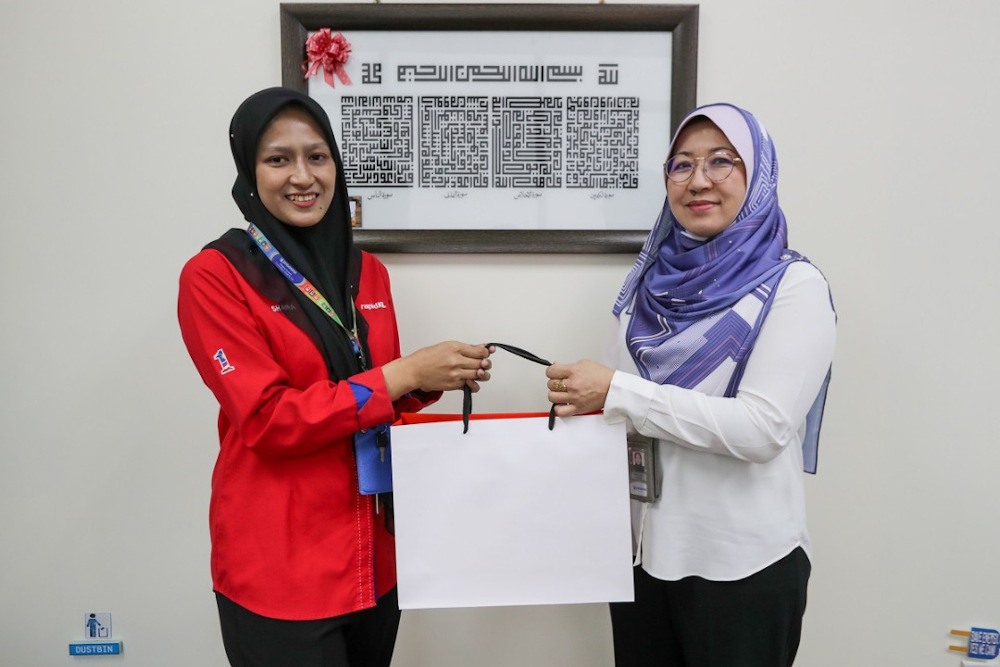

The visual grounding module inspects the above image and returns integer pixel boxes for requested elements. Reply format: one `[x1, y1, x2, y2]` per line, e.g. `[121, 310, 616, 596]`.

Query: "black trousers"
[609, 547, 810, 667]
[216, 589, 401, 667]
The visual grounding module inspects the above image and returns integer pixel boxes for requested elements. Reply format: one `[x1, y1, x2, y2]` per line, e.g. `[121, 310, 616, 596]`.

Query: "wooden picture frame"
[280, 3, 698, 253]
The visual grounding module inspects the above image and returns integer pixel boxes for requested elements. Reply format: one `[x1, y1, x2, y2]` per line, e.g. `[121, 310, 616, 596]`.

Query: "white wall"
[1, 0, 998, 665]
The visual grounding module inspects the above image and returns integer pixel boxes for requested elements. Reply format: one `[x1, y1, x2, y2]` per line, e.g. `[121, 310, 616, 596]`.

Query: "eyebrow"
[674, 145, 736, 156]
[258, 141, 330, 154]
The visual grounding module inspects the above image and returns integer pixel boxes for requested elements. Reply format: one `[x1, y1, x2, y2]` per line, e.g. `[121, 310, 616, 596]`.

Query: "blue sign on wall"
[69, 642, 122, 655]
[968, 628, 999, 660]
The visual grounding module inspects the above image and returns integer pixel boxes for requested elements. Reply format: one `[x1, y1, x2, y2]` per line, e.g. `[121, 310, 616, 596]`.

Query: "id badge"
[627, 433, 660, 503]
[354, 425, 392, 495]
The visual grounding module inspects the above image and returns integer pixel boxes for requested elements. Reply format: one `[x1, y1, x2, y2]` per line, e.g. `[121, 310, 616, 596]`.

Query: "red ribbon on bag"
[396, 412, 551, 426]
[303, 29, 352, 87]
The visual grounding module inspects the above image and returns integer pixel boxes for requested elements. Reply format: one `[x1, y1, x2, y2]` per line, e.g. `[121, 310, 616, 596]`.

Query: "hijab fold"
[225, 87, 368, 381]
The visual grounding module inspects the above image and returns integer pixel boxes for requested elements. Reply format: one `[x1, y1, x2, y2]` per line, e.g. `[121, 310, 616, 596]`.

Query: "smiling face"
[254, 105, 337, 228]
[666, 118, 748, 238]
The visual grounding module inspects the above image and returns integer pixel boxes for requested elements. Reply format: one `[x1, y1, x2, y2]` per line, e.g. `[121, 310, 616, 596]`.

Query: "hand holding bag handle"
[462, 343, 557, 433]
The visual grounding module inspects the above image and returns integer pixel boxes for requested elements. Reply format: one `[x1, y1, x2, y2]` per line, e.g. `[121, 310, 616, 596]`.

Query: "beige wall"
[2, 0, 998, 665]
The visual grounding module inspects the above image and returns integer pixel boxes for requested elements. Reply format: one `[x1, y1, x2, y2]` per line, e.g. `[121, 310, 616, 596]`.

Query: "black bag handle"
[461, 343, 556, 434]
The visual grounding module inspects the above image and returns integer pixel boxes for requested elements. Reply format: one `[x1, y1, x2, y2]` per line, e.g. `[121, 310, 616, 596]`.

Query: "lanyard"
[462, 343, 556, 433]
[246, 223, 365, 368]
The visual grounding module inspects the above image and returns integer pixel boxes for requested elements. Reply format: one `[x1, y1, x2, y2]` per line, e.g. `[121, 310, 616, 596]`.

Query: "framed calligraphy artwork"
[280, 4, 698, 253]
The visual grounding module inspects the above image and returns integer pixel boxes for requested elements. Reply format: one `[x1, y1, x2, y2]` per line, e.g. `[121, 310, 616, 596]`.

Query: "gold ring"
[551, 380, 567, 392]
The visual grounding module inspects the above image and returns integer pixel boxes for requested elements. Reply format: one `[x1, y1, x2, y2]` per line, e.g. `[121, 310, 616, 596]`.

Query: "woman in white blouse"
[546, 104, 835, 667]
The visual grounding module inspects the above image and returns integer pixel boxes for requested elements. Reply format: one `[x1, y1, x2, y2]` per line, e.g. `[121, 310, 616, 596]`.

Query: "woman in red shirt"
[178, 87, 492, 667]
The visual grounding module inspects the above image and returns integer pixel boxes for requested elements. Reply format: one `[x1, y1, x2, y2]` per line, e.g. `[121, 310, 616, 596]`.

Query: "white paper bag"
[390, 413, 634, 609]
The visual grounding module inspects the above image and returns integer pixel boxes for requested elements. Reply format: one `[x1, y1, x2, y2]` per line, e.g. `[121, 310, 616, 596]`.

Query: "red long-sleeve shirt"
[178, 245, 436, 620]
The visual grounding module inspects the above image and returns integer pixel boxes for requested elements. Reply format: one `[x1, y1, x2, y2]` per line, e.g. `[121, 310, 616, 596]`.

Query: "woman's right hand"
[546, 359, 615, 417]
[382, 342, 494, 400]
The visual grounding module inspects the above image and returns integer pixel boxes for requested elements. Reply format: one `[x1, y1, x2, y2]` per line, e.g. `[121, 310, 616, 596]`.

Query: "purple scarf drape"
[613, 103, 828, 472]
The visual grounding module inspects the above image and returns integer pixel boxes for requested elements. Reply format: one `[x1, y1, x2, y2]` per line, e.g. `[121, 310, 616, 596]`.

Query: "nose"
[688, 161, 713, 191]
[289, 157, 313, 185]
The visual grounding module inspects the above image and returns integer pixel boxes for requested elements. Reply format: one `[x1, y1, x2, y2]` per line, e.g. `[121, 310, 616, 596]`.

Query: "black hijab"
[224, 87, 368, 380]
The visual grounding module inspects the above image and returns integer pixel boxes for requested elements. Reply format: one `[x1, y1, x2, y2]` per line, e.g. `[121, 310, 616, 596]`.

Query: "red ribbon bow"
[303, 29, 352, 87]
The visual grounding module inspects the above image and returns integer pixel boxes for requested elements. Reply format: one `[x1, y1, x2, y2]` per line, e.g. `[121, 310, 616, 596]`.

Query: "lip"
[687, 200, 717, 213]
[286, 193, 319, 208]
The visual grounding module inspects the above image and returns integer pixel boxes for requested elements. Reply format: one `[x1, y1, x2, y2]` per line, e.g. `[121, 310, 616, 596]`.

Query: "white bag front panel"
[391, 414, 634, 609]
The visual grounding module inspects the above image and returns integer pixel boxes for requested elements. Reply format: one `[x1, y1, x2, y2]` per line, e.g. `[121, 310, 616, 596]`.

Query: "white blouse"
[603, 261, 836, 581]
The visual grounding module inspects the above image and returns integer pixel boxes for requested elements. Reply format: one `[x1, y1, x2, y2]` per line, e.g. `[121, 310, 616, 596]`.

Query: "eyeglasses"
[663, 151, 743, 184]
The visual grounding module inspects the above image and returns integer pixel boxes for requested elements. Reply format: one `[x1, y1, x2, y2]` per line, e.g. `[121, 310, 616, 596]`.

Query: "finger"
[547, 378, 569, 392]
[454, 356, 487, 372]
[553, 403, 577, 418]
[459, 343, 490, 359]
[465, 379, 481, 393]
[545, 362, 569, 380]
[464, 365, 489, 380]
[461, 348, 494, 365]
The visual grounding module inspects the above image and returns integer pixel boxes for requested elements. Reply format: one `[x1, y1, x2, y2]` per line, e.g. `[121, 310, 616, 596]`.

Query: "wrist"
[382, 357, 417, 400]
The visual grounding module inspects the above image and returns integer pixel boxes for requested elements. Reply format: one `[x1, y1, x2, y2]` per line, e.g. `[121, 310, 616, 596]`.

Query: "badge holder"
[627, 433, 660, 503]
[355, 425, 392, 495]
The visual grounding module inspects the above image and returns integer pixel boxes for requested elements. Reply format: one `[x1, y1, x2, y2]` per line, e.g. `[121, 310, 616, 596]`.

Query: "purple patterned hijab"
[613, 103, 828, 472]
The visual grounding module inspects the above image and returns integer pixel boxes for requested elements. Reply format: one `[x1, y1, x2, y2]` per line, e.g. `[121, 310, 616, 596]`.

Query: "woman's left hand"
[545, 360, 614, 417]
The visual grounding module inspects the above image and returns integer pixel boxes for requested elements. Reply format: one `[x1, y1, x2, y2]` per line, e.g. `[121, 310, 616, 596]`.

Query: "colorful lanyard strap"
[462, 343, 556, 434]
[246, 223, 365, 368]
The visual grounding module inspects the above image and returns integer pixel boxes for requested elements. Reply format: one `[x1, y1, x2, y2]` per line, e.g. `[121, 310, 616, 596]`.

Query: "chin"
[677, 222, 719, 238]
[281, 216, 323, 228]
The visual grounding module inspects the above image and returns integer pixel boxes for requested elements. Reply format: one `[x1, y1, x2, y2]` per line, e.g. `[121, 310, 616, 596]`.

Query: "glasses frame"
[663, 152, 743, 184]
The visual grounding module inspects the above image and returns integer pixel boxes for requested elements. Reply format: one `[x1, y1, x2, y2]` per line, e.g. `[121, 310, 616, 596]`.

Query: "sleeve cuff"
[349, 368, 397, 430]
[603, 370, 654, 431]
